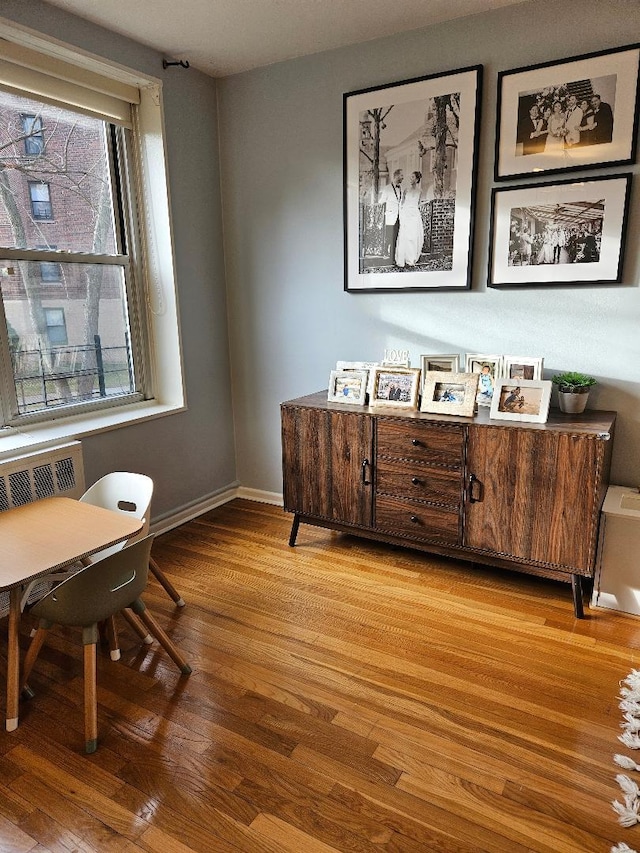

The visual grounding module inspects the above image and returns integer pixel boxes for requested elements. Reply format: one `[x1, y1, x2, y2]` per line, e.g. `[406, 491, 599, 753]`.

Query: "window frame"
[27, 180, 53, 220]
[21, 112, 44, 155]
[0, 23, 185, 448]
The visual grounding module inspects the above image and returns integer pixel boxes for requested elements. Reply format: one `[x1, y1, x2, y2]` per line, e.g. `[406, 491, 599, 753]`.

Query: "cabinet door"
[282, 406, 373, 527]
[464, 426, 601, 571]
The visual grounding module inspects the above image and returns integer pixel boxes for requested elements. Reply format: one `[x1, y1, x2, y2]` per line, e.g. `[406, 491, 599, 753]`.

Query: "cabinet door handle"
[411, 477, 421, 486]
[361, 458, 371, 486]
[468, 473, 482, 503]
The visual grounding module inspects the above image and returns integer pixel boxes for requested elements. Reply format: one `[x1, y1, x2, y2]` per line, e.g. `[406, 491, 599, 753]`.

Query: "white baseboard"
[150, 484, 284, 537]
[236, 486, 283, 506]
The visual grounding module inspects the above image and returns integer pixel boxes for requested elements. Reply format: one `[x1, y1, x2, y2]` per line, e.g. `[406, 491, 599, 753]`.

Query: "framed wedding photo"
[328, 370, 368, 405]
[464, 354, 503, 407]
[343, 65, 482, 292]
[490, 379, 552, 424]
[502, 356, 544, 381]
[420, 353, 459, 375]
[489, 174, 631, 288]
[370, 367, 421, 410]
[495, 43, 640, 180]
[420, 371, 478, 417]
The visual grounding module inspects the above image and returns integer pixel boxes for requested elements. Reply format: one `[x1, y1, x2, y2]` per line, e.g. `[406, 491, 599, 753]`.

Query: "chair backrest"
[30, 537, 153, 628]
[80, 472, 153, 561]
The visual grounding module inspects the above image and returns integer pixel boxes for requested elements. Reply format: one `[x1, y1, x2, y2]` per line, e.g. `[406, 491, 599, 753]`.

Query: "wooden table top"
[0, 497, 143, 590]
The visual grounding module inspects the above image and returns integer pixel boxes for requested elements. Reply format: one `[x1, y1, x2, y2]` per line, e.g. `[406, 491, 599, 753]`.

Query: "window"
[0, 30, 184, 436]
[36, 245, 61, 283]
[44, 308, 67, 346]
[21, 113, 44, 155]
[28, 181, 52, 220]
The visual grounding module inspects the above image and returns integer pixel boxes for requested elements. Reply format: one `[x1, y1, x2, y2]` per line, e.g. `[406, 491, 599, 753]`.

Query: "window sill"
[0, 399, 186, 460]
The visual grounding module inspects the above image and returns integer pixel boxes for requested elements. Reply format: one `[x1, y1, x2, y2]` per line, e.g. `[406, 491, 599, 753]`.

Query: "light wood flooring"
[2, 498, 640, 852]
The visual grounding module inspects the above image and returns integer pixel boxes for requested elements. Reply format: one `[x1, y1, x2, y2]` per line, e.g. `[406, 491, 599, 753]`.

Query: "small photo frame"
[370, 366, 421, 410]
[420, 353, 460, 375]
[495, 43, 640, 180]
[328, 370, 368, 405]
[490, 379, 552, 424]
[420, 371, 479, 417]
[489, 174, 631, 288]
[336, 360, 379, 395]
[465, 354, 503, 407]
[502, 356, 544, 381]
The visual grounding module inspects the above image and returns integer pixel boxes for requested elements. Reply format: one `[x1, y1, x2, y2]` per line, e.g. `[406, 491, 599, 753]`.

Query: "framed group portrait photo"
[488, 174, 632, 287]
[343, 65, 482, 292]
[495, 43, 640, 180]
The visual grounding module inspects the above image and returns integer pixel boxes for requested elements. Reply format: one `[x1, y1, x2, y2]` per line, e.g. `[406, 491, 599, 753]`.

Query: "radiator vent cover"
[0, 442, 85, 512]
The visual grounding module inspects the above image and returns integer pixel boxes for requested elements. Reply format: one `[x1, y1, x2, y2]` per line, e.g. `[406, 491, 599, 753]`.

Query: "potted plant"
[552, 371, 597, 414]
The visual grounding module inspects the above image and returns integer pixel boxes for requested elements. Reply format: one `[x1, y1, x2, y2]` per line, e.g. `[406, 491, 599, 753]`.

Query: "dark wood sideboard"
[281, 391, 616, 618]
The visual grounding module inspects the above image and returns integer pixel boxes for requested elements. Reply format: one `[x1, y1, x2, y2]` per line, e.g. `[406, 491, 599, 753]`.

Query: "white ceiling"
[41, 0, 527, 78]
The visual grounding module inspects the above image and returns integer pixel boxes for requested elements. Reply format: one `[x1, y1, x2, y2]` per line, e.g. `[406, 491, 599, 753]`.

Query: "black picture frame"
[495, 43, 640, 181]
[343, 65, 482, 292]
[488, 173, 632, 288]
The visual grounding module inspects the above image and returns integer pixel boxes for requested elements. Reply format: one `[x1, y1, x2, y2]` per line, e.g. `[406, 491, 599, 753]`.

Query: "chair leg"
[149, 556, 185, 607]
[83, 642, 98, 753]
[105, 615, 121, 661]
[130, 599, 192, 675]
[20, 623, 49, 698]
[121, 608, 153, 644]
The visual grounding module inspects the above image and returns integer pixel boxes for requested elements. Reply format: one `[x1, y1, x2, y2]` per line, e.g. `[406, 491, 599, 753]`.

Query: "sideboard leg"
[288, 514, 300, 547]
[571, 574, 585, 619]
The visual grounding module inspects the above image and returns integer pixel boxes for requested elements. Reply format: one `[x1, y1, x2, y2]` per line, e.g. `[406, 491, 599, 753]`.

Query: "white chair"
[23, 471, 185, 660]
[80, 472, 185, 605]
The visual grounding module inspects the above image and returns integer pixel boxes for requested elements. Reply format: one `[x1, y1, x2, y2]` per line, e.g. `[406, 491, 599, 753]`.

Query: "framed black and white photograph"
[370, 367, 421, 410]
[328, 370, 368, 405]
[420, 353, 459, 375]
[344, 65, 482, 292]
[465, 354, 503, 406]
[489, 174, 631, 288]
[495, 43, 640, 180]
[502, 356, 544, 381]
[490, 379, 552, 424]
[420, 371, 478, 417]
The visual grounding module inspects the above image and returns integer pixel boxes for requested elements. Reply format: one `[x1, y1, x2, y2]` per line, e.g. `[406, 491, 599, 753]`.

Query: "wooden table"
[0, 496, 143, 731]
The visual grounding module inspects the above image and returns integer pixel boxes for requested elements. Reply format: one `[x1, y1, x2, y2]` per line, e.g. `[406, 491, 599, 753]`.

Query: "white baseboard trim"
[150, 484, 284, 537]
[236, 486, 283, 506]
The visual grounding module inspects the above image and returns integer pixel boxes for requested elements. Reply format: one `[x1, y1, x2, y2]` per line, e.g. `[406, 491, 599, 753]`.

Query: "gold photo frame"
[370, 366, 421, 410]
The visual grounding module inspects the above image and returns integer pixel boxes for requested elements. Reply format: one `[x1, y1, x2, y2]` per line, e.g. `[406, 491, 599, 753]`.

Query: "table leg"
[6, 587, 21, 731]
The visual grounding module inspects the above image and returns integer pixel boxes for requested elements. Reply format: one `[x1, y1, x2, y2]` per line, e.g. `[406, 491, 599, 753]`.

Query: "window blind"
[0, 38, 139, 127]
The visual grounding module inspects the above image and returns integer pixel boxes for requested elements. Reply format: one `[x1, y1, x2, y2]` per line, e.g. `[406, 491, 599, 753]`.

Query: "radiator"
[0, 441, 85, 512]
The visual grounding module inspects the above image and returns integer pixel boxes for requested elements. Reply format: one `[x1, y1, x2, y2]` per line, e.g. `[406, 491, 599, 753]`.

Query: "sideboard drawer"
[375, 495, 461, 543]
[377, 420, 464, 466]
[376, 458, 462, 506]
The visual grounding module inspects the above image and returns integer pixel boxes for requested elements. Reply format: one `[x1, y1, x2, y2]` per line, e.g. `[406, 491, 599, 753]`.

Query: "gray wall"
[219, 0, 640, 493]
[0, 0, 237, 520]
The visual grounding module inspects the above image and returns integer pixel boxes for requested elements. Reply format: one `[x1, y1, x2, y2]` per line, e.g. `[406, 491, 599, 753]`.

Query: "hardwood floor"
[2, 498, 640, 852]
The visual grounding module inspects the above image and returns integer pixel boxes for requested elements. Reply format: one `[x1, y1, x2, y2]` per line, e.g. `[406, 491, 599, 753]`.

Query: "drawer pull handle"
[410, 515, 420, 524]
[468, 473, 482, 503]
[411, 438, 422, 446]
[411, 477, 421, 486]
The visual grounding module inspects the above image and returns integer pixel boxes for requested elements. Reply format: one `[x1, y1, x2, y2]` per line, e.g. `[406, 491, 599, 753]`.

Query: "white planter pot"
[557, 389, 590, 414]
